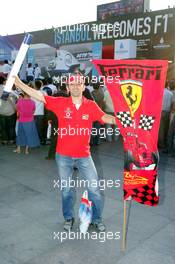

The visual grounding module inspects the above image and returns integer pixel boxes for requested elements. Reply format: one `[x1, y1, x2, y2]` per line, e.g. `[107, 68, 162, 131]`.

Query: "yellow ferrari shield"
[120, 80, 142, 117]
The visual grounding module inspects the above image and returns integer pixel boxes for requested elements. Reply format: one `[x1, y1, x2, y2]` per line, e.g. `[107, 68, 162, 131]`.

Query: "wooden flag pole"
[121, 199, 127, 252]
[121, 198, 132, 253]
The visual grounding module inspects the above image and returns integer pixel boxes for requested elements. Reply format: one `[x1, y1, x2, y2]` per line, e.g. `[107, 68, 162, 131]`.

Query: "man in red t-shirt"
[14, 74, 116, 232]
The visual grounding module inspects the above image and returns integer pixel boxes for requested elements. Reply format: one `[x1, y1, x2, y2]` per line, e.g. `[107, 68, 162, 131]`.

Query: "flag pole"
[121, 112, 135, 252]
[121, 197, 132, 253]
[121, 199, 127, 252]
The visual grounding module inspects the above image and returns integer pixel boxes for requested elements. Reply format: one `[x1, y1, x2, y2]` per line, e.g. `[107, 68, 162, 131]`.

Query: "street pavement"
[0, 138, 175, 264]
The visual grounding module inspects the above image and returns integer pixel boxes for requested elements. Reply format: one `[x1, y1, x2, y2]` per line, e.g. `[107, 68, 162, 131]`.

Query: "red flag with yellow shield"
[93, 60, 168, 206]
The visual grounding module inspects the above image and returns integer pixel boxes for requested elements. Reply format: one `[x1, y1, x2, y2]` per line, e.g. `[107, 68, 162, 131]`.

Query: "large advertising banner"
[1, 8, 175, 71]
[54, 8, 175, 61]
[93, 59, 168, 206]
[97, 0, 150, 20]
[1, 9, 174, 77]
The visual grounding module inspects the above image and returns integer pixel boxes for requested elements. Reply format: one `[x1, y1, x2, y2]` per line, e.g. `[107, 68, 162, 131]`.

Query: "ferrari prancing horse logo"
[120, 80, 142, 117]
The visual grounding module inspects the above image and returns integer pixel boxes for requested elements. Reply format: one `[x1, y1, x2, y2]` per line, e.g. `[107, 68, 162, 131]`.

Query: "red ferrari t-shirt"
[44, 96, 105, 157]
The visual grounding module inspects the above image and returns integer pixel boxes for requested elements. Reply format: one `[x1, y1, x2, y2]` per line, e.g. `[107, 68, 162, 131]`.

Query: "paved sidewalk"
[0, 140, 175, 264]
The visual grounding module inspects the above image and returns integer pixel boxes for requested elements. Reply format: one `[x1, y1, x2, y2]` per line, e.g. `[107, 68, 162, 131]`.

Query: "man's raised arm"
[14, 76, 45, 102]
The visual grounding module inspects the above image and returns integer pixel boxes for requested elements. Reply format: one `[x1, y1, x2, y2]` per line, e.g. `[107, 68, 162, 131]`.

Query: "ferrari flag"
[93, 60, 168, 206]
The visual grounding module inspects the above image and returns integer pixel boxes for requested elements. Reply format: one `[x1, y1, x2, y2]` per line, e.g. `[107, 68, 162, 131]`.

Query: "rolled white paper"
[4, 33, 33, 92]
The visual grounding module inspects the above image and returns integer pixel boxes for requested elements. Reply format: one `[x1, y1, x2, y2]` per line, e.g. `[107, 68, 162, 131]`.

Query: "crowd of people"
[0, 60, 175, 158]
[0, 62, 118, 157]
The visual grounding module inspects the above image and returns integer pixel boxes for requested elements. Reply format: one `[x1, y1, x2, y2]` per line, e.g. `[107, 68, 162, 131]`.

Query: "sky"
[1, 0, 175, 35]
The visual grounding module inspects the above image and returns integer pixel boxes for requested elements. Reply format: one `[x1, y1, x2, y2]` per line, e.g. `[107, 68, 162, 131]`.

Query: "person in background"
[84, 77, 94, 93]
[83, 86, 94, 100]
[167, 80, 175, 156]
[91, 82, 104, 145]
[46, 77, 58, 95]
[15, 92, 24, 138]
[14, 92, 40, 154]
[45, 83, 69, 160]
[32, 80, 46, 145]
[41, 78, 52, 96]
[99, 77, 107, 93]
[2, 60, 11, 76]
[158, 81, 173, 150]
[34, 63, 41, 80]
[0, 75, 16, 145]
[26, 63, 34, 83]
[103, 89, 119, 142]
